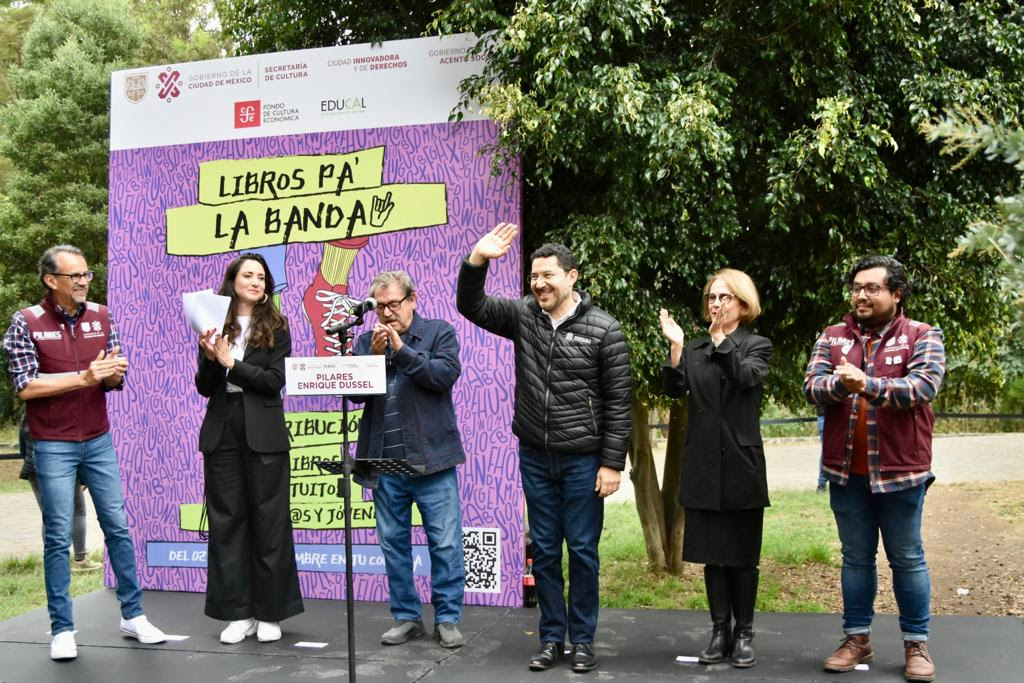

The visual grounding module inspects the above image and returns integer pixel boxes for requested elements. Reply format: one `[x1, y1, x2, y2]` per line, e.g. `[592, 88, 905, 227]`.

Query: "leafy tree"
[923, 113, 1024, 322]
[133, 0, 227, 65]
[433, 0, 1024, 571]
[216, 0, 438, 52]
[0, 0, 143, 421]
[0, 0, 42, 187]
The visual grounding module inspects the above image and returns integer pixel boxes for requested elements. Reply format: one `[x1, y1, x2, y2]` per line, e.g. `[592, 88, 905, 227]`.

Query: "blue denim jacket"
[351, 312, 466, 486]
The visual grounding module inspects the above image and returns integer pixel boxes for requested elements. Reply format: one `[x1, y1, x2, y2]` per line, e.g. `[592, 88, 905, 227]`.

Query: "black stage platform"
[0, 589, 1020, 682]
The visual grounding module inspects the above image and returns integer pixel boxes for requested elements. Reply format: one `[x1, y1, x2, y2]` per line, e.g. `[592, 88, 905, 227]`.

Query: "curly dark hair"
[218, 253, 287, 349]
[846, 255, 911, 310]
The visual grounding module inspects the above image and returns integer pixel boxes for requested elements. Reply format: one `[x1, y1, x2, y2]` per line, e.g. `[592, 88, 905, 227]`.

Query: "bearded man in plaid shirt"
[804, 255, 944, 683]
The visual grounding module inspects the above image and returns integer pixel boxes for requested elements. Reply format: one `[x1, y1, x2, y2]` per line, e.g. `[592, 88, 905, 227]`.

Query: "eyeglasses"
[51, 271, 94, 283]
[706, 293, 733, 304]
[375, 295, 408, 313]
[848, 283, 887, 297]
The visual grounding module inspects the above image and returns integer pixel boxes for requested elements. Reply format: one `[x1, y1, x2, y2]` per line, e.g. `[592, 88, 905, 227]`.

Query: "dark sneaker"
[380, 619, 425, 645]
[570, 642, 598, 672]
[434, 622, 465, 648]
[528, 641, 563, 671]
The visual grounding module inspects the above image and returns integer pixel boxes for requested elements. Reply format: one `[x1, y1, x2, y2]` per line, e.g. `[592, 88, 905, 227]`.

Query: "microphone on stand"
[326, 298, 377, 335]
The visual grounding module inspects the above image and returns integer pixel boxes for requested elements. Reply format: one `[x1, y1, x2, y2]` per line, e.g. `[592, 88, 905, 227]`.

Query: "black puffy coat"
[457, 259, 632, 469]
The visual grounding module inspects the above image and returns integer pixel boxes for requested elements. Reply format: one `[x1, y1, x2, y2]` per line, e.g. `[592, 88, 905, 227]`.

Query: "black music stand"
[309, 320, 362, 681]
[309, 314, 420, 681]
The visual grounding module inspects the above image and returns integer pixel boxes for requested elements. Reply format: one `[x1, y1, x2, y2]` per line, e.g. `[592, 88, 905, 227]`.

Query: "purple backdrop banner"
[108, 100, 524, 603]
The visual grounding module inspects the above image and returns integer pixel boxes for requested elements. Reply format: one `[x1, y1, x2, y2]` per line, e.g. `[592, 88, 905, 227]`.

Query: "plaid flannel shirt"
[804, 315, 945, 493]
[3, 302, 124, 394]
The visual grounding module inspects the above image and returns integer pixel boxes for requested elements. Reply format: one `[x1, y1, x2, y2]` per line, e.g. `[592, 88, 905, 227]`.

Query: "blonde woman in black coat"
[196, 253, 303, 644]
[659, 268, 772, 669]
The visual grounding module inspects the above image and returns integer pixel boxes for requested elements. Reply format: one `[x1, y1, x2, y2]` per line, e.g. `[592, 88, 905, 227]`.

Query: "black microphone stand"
[311, 313, 364, 682]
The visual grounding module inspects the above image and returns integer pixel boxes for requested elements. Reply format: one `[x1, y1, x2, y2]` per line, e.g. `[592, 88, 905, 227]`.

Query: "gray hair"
[39, 245, 85, 288]
[367, 270, 416, 299]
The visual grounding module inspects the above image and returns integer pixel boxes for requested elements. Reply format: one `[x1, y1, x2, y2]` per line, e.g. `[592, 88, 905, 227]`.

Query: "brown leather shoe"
[904, 640, 936, 682]
[823, 634, 873, 672]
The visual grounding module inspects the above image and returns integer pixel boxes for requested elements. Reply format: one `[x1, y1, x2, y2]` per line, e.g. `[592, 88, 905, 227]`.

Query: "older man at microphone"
[347, 270, 468, 649]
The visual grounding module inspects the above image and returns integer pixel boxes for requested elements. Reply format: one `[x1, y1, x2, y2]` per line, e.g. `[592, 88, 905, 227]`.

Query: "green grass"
[0, 552, 105, 621]
[598, 491, 839, 613]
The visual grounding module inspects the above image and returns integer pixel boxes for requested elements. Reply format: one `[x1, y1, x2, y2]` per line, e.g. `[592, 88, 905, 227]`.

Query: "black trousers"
[203, 395, 304, 622]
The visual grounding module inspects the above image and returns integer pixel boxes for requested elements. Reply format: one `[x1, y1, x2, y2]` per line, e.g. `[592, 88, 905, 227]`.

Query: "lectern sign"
[286, 356, 386, 396]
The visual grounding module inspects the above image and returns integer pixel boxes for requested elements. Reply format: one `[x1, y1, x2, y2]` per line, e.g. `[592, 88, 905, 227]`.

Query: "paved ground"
[614, 432, 1024, 503]
[0, 433, 1021, 558]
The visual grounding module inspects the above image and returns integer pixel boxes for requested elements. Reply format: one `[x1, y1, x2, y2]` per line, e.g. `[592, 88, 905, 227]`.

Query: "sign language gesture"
[370, 323, 403, 354]
[658, 308, 686, 367]
[85, 346, 128, 387]
[212, 335, 235, 369]
[469, 222, 518, 266]
[834, 356, 867, 394]
[198, 328, 219, 361]
[370, 190, 395, 227]
[708, 307, 727, 346]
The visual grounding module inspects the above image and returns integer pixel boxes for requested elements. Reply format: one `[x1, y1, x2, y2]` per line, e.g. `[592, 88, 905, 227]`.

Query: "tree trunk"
[662, 402, 687, 574]
[628, 397, 668, 571]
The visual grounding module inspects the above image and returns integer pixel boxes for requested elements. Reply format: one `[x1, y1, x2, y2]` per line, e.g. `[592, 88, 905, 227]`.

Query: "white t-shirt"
[225, 316, 250, 393]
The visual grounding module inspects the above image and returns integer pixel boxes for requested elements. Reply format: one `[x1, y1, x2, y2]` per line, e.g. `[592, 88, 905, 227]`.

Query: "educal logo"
[156, 67, 183, 102]
[234, 100, 261, 128]
[320, 97, 367, 115]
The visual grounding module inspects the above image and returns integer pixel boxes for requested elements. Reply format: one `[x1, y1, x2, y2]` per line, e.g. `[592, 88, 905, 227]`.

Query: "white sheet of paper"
[675, 655, 700, 663]
[294, 641, 329, 648]
[181, 289, 231, 336]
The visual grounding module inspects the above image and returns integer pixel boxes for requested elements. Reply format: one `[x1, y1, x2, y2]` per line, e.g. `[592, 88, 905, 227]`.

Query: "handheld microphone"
[325, 298, 377, 336]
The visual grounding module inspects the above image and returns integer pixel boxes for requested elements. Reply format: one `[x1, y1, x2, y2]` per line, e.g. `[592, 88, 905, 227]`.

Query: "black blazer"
[662, 326, 773, 511]
[195, 326, 291, 455]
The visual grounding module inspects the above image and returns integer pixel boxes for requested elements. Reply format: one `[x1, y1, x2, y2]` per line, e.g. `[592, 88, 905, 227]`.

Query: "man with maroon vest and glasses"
[3, 245, 166, 661]
[804, 255, 945, 682]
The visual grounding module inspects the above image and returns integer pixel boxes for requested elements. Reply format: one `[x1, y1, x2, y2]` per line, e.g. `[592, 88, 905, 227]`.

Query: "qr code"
[462, 527, 501, 593]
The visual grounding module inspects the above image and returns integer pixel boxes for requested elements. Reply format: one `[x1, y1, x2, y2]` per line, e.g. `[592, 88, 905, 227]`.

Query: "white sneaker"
[257, 621, 282, 642]
[120, 615, 167, 644]
[220, 618, 257, 644]
[50, 631, 78, 660]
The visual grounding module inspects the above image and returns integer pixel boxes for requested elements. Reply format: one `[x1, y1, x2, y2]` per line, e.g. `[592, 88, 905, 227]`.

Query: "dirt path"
[774, 482, 1024, 617]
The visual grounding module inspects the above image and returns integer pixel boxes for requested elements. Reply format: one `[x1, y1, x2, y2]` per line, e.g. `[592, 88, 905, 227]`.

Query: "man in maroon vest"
[2, 245, 166, 661]
[804, 255, 945, 682]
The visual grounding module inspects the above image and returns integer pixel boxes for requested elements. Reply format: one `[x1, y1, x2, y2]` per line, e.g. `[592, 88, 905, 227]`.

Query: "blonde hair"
[702, 268, 761, 324]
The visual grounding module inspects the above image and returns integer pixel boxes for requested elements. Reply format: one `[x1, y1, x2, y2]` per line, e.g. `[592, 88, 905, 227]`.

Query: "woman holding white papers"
[195, 253, 303, 644]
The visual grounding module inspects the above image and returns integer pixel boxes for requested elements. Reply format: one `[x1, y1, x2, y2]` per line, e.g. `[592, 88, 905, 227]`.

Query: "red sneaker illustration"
[302, 271, 359, 356]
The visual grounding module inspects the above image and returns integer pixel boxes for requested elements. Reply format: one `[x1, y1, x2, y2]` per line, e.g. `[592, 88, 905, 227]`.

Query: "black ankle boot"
[726, 566, 759, 668]
[731, 626, 756, 668]
[699, 626, 732, 664]
[698, 565, 732, 664]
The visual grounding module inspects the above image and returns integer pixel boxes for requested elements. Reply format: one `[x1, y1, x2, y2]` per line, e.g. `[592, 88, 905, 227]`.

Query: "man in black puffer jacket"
[457, 223, 631, 674]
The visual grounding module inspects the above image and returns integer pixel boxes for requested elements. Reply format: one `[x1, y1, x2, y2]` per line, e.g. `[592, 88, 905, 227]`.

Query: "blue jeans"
[375, 467, 465, 624]
[816, 415, 827, 487]
[35, 433, 143, 635]
[519, 445, 603, 644]
[830, 475, 930, 640]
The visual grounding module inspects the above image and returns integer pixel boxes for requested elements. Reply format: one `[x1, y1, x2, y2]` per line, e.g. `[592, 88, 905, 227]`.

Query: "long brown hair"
[218, 253, 287, 349]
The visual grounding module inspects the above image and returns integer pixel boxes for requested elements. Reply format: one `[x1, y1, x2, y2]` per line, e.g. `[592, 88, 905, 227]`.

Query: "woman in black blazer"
[196, 253, 303, 644]
[659, 268, 772, 669]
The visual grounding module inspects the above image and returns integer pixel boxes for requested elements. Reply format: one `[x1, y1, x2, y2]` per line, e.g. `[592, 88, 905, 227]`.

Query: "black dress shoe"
[529, 641, 563, 671]
[570, 643, 598, 672]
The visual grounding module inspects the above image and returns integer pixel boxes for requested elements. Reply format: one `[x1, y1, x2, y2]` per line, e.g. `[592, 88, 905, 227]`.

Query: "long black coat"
[662, 326, 772, 511]
[196, 326, 291, 455]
